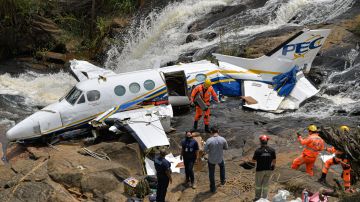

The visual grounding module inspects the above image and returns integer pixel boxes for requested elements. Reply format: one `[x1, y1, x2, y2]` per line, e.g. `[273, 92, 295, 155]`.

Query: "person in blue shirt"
[180, 131, 199, 189]
[154, 149, 172, 202]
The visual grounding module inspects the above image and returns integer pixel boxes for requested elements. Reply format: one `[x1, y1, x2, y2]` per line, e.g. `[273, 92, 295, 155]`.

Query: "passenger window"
[129, 82, 140, 93]
[77, 94, 85, 104]
[195, 74, 207, 82]
[87, 90, 101, 102]
[114, 85, 126, 96]
[143, 80, 155, 91]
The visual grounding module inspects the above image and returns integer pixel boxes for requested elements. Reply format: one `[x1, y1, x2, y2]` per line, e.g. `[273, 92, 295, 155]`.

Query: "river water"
[0, 0, 358, 141]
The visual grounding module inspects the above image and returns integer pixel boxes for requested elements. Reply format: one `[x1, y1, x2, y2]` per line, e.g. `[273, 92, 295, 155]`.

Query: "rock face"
[0, 141, 144, 201]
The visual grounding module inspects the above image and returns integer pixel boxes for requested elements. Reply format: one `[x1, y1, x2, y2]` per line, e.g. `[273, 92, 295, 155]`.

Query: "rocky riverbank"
[0, 98, 359, 201]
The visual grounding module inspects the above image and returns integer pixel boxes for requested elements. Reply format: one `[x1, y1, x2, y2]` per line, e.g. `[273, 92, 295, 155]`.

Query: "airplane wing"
[242, 71, 318, 112]
[92, 105, 173, 150]
[69, 59, 116, 82]
[242, 81, 285, 112]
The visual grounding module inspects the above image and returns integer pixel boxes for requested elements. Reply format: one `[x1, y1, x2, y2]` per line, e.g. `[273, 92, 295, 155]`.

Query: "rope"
[7, 157, 49, 202]
[81, 148, 111, 161]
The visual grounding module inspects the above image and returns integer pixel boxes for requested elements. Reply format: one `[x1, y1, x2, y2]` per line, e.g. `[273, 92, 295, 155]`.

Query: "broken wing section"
[70, 59, 116, 81]
[126, 113, 169, 149]
[242, 72, 318, 112]
[243, 81, 284, 111]
[278, 72, 319, 110]
[93, 105, 172, 150]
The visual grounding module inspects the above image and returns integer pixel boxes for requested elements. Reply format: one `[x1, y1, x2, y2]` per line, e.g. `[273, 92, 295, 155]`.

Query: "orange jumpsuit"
[322, 147, 351, 189]
[291, 133, 324, 176]
[191, 84, 218, 125]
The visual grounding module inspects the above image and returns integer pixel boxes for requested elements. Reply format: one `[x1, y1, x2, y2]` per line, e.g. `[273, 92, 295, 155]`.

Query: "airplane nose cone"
[6, 118, 40, 141]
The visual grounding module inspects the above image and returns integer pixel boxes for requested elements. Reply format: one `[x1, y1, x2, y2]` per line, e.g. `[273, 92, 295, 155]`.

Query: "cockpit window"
[77, 94, 85, 104]
[87, 90, 101, 102]
[65, 87, 82, 105]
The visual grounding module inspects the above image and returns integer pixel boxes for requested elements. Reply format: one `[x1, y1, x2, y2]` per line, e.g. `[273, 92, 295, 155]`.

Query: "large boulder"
[80, 172, 123, 196]
[47, 144, 131, 189]
[79, 142, 144, 176]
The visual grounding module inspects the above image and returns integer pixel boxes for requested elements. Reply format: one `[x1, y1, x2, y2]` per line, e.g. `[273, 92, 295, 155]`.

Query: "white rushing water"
[0, 71, 76, 107]
[106, 0, 355, 72]
[0, 0, 357, 116]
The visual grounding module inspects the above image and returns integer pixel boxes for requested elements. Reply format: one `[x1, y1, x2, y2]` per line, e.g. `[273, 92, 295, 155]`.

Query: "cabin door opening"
[162, 71, 190, 106]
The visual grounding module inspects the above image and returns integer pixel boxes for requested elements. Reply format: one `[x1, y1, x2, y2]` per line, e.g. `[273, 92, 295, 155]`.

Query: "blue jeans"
[184, 158, 195, 184]
[208, 160, 225, 192]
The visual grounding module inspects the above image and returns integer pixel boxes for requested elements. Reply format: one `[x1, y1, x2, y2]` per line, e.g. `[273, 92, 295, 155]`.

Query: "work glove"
[296, 131, 301, 137]
[190, 102, 195, 107]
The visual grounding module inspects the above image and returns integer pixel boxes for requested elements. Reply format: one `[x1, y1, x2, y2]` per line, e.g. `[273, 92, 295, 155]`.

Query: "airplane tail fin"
[213, 29, 331, 78]
[265, 29, 331, 72]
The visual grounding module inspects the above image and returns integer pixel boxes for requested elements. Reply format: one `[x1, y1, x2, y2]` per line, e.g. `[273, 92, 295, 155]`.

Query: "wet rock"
[201, 32, 217, 41]
[187, 0, 267, 32]
[185, 34, 199, 43]
[349, 108, 360, 116]
[192, 46, 218, 61]
[41, 52, 68, 64]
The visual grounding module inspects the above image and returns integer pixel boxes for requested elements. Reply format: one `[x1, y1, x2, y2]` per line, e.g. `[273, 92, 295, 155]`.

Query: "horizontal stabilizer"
[70, 60, 116, 82]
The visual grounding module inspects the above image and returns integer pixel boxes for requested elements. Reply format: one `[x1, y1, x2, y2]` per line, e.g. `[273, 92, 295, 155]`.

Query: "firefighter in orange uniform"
[191, 79, 219, 133]
[291, 124, 324, 176]
[318, 125, 351, 191]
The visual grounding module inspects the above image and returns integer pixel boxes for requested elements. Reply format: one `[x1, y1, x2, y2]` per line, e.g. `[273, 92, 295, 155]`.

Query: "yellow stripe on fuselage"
[220, 69, 281, 75]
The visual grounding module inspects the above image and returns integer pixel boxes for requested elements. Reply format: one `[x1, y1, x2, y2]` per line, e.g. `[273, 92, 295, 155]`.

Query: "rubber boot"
[318, 172, 327, 184]
[193, 121, 198, 131]
[205, 125, 210, 133]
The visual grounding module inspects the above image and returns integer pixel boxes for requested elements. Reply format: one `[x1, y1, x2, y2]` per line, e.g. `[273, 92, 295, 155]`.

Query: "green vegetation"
[0, 0, 141, 60]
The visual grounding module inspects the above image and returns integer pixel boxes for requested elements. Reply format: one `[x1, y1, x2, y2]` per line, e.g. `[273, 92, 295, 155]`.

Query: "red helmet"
[259, 135, 270, 142]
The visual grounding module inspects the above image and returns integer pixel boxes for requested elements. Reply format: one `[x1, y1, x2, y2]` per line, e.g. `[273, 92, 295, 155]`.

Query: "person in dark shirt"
[252, 135, 276, 201]
[180, 131, 199, 188]
[155, 149, 172, 202]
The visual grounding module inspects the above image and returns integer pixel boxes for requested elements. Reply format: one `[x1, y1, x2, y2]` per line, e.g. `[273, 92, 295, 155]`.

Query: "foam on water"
[0, 71, 76, 106]
[224, 0, 355, 40]
[105, 0, 235, 72]
[106, 0, 355, 72]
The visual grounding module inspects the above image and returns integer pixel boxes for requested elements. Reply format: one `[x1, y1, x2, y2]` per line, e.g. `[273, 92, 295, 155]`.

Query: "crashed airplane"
[6, 29, 330, 145]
